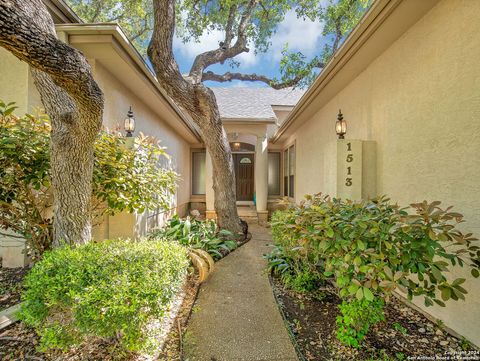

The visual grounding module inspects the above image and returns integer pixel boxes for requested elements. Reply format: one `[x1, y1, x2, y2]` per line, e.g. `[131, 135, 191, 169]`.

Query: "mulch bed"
[271, 277, 479, 361]
[0, 275, 201, 361]
[0, 266, 29, 311]
[0, 233, 252, 360]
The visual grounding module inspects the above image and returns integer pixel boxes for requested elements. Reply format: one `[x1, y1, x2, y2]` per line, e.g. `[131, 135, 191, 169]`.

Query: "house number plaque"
[337, 139, 362, 201]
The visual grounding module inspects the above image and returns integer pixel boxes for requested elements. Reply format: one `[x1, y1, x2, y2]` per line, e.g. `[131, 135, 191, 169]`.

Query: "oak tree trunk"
[0, 0, 104, 246]
[148, 0, 241, 233]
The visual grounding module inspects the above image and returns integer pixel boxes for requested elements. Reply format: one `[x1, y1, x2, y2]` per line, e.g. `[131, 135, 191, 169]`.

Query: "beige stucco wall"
[286, 0, 480, 345]
[92, 61, 192, 236]
[0, 50, 192, 240]
[0, 48, 29, 114]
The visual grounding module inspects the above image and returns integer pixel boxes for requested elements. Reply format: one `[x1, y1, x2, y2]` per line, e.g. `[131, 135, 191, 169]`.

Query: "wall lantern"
[335, 109, 347, 139]
[124, 106, 135, 137]
[233, 142, 241, 150]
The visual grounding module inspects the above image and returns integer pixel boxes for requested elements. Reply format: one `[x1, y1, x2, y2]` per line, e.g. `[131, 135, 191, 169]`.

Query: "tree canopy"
[67, 0, 370, 89]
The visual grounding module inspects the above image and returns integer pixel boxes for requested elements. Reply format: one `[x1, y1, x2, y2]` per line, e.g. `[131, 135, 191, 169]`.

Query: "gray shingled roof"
[211, 87, 304, 121]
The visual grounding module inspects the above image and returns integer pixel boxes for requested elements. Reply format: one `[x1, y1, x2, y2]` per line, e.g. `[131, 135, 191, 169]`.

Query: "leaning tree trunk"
[148, 0, 241, 233]
[0, 0, 104, 246]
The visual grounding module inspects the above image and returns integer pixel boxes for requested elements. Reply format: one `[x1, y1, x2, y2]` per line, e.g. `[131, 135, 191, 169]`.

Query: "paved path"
[184, 225, 298, 361]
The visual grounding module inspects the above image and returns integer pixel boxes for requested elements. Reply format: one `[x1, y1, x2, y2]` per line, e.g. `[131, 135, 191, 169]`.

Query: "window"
[268, 152, 281, 196]
[192, 150, 206, 195]
[283, 144, 295, 197]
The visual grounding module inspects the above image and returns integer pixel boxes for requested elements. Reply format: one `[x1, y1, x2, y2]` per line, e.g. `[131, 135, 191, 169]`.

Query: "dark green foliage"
[336, 298, 385, 348]
[149, 215, 237, 260]
[19, 239, 189, 353]
[0, 103, 177, 254]
[268, 194, 480, 347]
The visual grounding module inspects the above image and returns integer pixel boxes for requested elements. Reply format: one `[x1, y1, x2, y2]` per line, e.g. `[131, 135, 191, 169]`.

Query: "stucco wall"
[92, 61, 192, 235]
[0, 49, 192, 240]
[287, 0, 480, 345]
[0, 48, 29, 114]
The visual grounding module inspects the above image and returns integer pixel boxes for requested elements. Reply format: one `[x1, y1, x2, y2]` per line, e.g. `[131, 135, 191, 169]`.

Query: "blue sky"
[171, 9, 326, 88]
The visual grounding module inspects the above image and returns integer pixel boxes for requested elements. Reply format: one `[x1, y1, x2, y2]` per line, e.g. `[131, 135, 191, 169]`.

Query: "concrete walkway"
[184, 225, 298, 361]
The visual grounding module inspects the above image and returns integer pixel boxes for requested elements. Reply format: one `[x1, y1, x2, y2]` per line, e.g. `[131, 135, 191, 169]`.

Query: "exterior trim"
[222, 117, 277, 124]
[55, 23, 202, 142]
[271, 0, 439, 143]
[44, 0, 82, 24]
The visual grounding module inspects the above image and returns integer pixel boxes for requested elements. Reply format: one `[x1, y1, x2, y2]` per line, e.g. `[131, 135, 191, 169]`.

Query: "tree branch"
[148, 0, 201, 116]
[189, 0, 258, 84]
[0, 0, 103, 119]
[202, 57, 325, 90]
[223, 4, 237, 49]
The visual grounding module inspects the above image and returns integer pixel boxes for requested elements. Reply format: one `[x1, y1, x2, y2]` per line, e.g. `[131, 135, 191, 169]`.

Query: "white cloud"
[269, 10, 325, 60]
[173, 29, 224, 59]
[174, 29, 258, 67]
[173, 8, 324, 68]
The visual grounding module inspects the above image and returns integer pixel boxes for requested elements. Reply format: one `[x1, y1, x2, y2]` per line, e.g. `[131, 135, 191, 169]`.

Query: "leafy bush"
[265, 244, 322, 292]
[19, 239, 189, 353]
[149, 215, 237, 260]
[0, 102, 177, 255]
[268, 194, 480, 346]
[336, 298, 385, 348]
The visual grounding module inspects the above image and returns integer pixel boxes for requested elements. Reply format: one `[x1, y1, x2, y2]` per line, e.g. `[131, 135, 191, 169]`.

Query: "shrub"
[268, 194, 480, 346]
[0, 102, 177, 255]
[149, 215, 237, 260]
[336, 298, 385, 348]
[19, 239, 189, 353]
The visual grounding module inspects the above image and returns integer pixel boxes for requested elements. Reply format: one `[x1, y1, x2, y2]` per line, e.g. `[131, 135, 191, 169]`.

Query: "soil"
[271, 277, 479, 361]
[0, 276, 201, 361]
[0, 266, 29, 311]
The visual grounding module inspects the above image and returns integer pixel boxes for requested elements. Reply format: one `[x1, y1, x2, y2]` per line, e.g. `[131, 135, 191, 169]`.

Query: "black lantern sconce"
[124, 106, 135, 137]
[335, 109, 347, 139]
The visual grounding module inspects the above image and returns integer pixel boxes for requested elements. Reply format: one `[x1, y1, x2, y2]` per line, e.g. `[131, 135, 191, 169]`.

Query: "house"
[0, 0, 201, 242]
[0, 0, 479, 347]
[0, 0, 302, 246]
[268, 0, 480, 346]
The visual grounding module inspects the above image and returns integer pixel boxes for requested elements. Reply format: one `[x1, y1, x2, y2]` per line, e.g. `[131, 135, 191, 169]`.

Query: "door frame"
[232, 151, 255, 202]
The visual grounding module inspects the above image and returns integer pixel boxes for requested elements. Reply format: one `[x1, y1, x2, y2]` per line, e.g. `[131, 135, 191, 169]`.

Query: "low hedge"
[267, 194, 480, 347]
[19, 239, 189, 353]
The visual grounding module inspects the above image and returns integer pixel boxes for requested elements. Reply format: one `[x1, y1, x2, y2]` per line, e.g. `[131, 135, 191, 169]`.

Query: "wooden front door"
[233, 154, 254, 201]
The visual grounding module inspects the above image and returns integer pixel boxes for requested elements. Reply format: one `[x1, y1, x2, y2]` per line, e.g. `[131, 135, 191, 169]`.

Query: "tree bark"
[148, 0, 241, 233]
[0, 0, 104, 246]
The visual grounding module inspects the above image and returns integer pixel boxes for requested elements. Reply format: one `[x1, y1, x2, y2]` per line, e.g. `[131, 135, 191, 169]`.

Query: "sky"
[172, 9, 327, 88]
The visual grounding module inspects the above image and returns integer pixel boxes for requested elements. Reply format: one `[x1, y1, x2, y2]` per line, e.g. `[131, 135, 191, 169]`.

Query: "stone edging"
[268, 274, 307, 361]
[0, 303, 21, 331]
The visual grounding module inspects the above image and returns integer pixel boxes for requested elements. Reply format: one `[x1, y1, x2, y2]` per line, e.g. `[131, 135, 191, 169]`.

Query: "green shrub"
[19, 239, 189, 354]
[336, 298, 385, 348]
[149, 215, 237, 260]
[268, 194, 480, 347]
[0, 102, 177, 255]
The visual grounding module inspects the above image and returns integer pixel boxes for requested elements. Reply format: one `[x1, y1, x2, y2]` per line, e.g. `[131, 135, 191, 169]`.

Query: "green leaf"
[357, 240, 366, 251]
[363, 287, 374, 301]
[472, 269, 480, 278]
[326, 228, 334, 237]
[356, 287, 363, 300]
[440, 287, 451, 301]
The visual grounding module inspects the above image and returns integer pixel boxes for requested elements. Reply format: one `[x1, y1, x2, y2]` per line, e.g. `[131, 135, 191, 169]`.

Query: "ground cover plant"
[18, 238, 189, 355]
[267, 194, 480, 349]
[149, 215, 238, 260]
[0, 102, 177, 256]
[272, 277, 477, 360]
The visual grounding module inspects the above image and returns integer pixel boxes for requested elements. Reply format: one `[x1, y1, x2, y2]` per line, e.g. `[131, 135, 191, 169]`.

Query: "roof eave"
[271, 0, 439, 144]
[44, 0, 83, 24]
[221, 117, 277, 124]
[55, 23, 202, 142]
